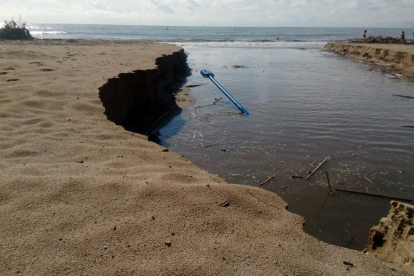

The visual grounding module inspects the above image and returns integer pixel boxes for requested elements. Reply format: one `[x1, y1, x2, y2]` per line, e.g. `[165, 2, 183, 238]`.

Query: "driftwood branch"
[335, 189, 412, 202]
[306, 156, 331, 179]
[364, 177, 374, 184]
[259, 174, 277, 187]
[393, 94, 414, 99]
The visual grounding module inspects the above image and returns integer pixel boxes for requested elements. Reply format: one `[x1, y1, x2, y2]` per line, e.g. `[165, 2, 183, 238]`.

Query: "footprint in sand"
[39, 69, 54, 72]
[7, 79, 19, 82]
[0, 72, 7, 75]
[4, 67, 15, 71]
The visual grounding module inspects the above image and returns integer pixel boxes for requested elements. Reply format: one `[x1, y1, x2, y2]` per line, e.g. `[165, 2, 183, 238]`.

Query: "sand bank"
[365, 201, 414, 274]
[325, 43, 414, 77]
[0, 39, 405, 275]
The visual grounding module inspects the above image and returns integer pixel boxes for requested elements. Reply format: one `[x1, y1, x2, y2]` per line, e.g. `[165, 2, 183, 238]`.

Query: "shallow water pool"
[159, 42, 414, 250]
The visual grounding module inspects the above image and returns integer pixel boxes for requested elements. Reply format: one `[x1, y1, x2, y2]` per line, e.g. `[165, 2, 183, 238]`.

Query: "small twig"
[364, 177, 374, 184]
[335, 189, 412, 202]
[393, 94, 414, 99]
[213, 97, 223, 105]
[325, 171, 333, 193]
[203, 143, 219, 148]
[306, 156, 331, 180]
[220, 201, 230, 207]
[191, 111, 197, 118]
[259, 174, 277, 187]
[185, 84, 204, 88]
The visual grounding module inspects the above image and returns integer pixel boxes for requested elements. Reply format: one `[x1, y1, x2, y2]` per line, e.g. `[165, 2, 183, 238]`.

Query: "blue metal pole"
[200, 69, 250, 115]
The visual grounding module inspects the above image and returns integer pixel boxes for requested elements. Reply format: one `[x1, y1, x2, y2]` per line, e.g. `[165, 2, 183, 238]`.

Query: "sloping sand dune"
[0, 40, 405, 275]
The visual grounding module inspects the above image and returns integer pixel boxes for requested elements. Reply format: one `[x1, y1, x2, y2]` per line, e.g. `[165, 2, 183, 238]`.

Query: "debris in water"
[364, 177, 374, 184]
[259, 174, 277, 187]
[306, 156, 331, 179]
[393, 94, 414, 99]
[202, 143, 219, 149]
[185, 84, 204, 88]
[335, 189, 413, 202]
[232, 65, 247, 69]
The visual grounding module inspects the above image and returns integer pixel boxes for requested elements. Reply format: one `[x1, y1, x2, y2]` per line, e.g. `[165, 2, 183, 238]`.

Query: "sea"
[28, 24, 413, 42]
[28, 24, 414, 250]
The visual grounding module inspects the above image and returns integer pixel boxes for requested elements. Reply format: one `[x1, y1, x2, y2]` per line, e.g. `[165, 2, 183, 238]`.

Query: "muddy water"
[159, 42, 414, 250]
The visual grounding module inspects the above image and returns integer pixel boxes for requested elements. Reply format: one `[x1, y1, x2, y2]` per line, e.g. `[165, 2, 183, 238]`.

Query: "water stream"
[159, 42, 414, 250]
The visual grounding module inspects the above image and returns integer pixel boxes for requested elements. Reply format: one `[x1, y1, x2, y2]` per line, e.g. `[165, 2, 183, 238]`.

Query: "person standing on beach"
[401, 31, 406, 44]
[363, 30, 367, 39]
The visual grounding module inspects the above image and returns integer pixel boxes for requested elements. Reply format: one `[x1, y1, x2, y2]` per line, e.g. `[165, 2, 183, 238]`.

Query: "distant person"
[363, 30, 367, 39]
[401, 31, 406, 44]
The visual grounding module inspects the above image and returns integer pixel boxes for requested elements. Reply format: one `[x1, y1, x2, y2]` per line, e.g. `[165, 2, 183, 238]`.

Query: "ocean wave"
[165, 40, 327, 48]
[30, 31, 67, 35]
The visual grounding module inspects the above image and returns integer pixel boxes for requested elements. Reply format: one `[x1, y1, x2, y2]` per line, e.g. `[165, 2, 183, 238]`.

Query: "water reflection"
[160, 43, 414, 250]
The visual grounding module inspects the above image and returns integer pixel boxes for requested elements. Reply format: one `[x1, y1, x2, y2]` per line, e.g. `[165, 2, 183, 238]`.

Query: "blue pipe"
[200, 69, 250, 115]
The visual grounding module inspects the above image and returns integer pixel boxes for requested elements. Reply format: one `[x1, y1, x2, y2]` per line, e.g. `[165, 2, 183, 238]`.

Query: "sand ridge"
[0, 40, 406, 275]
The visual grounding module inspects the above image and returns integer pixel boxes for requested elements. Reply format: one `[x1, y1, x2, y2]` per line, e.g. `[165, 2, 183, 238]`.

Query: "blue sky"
[1, 0, 413, 27]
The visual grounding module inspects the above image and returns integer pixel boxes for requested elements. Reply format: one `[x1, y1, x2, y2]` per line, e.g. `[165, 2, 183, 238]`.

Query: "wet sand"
[0, 39, 406, 275]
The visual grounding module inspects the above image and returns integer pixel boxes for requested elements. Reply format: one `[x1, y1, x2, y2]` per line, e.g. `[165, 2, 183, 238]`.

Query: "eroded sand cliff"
[325, 43, 414, 77]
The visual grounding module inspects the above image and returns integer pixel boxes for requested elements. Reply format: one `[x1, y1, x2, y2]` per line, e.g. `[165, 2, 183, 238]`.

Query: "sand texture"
[365, 201, 414, 274]
[0, 40, 406, 275]
[325, 43, 414, 76]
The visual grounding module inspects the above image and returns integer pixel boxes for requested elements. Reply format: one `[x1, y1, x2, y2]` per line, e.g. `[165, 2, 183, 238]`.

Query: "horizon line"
[22, 23, 413, 29]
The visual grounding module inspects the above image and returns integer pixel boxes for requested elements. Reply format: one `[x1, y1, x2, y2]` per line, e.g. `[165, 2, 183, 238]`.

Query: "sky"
[1, 0, 413, 28]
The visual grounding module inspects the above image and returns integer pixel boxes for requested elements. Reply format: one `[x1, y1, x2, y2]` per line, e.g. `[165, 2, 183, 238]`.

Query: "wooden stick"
[393, 94, 414, 99]
[335, 189, 412, 202]
[325, 171, 333, 193]
[203, 143, 219, 148]
[259, 174, 277, 187]
[213, 97, 223, 105]
[191, 111, 197, 118]
[364, 177, 374, 184]
[306, 156, 331, 179]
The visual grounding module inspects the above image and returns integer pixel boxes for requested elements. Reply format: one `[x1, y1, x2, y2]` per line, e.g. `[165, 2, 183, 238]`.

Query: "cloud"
[0, 0, 412, 27]
[151, 0, 174, 14]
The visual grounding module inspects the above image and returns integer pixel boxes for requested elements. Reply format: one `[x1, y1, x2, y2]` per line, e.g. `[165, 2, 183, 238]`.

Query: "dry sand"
[0, 39, 406, 275]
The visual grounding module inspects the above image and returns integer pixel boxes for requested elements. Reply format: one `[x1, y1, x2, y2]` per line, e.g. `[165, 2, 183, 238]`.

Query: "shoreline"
[325, 42, 414, 78]
[0, 39, 406, 275]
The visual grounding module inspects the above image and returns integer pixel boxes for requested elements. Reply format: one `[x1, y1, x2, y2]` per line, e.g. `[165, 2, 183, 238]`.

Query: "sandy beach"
[325, 43, 414, 77]
[0, 39, 406, 275]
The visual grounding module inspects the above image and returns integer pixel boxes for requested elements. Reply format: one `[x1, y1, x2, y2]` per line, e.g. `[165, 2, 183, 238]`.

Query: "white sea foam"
[166, 40, 326, 49]
[30, 31, 67, 35]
